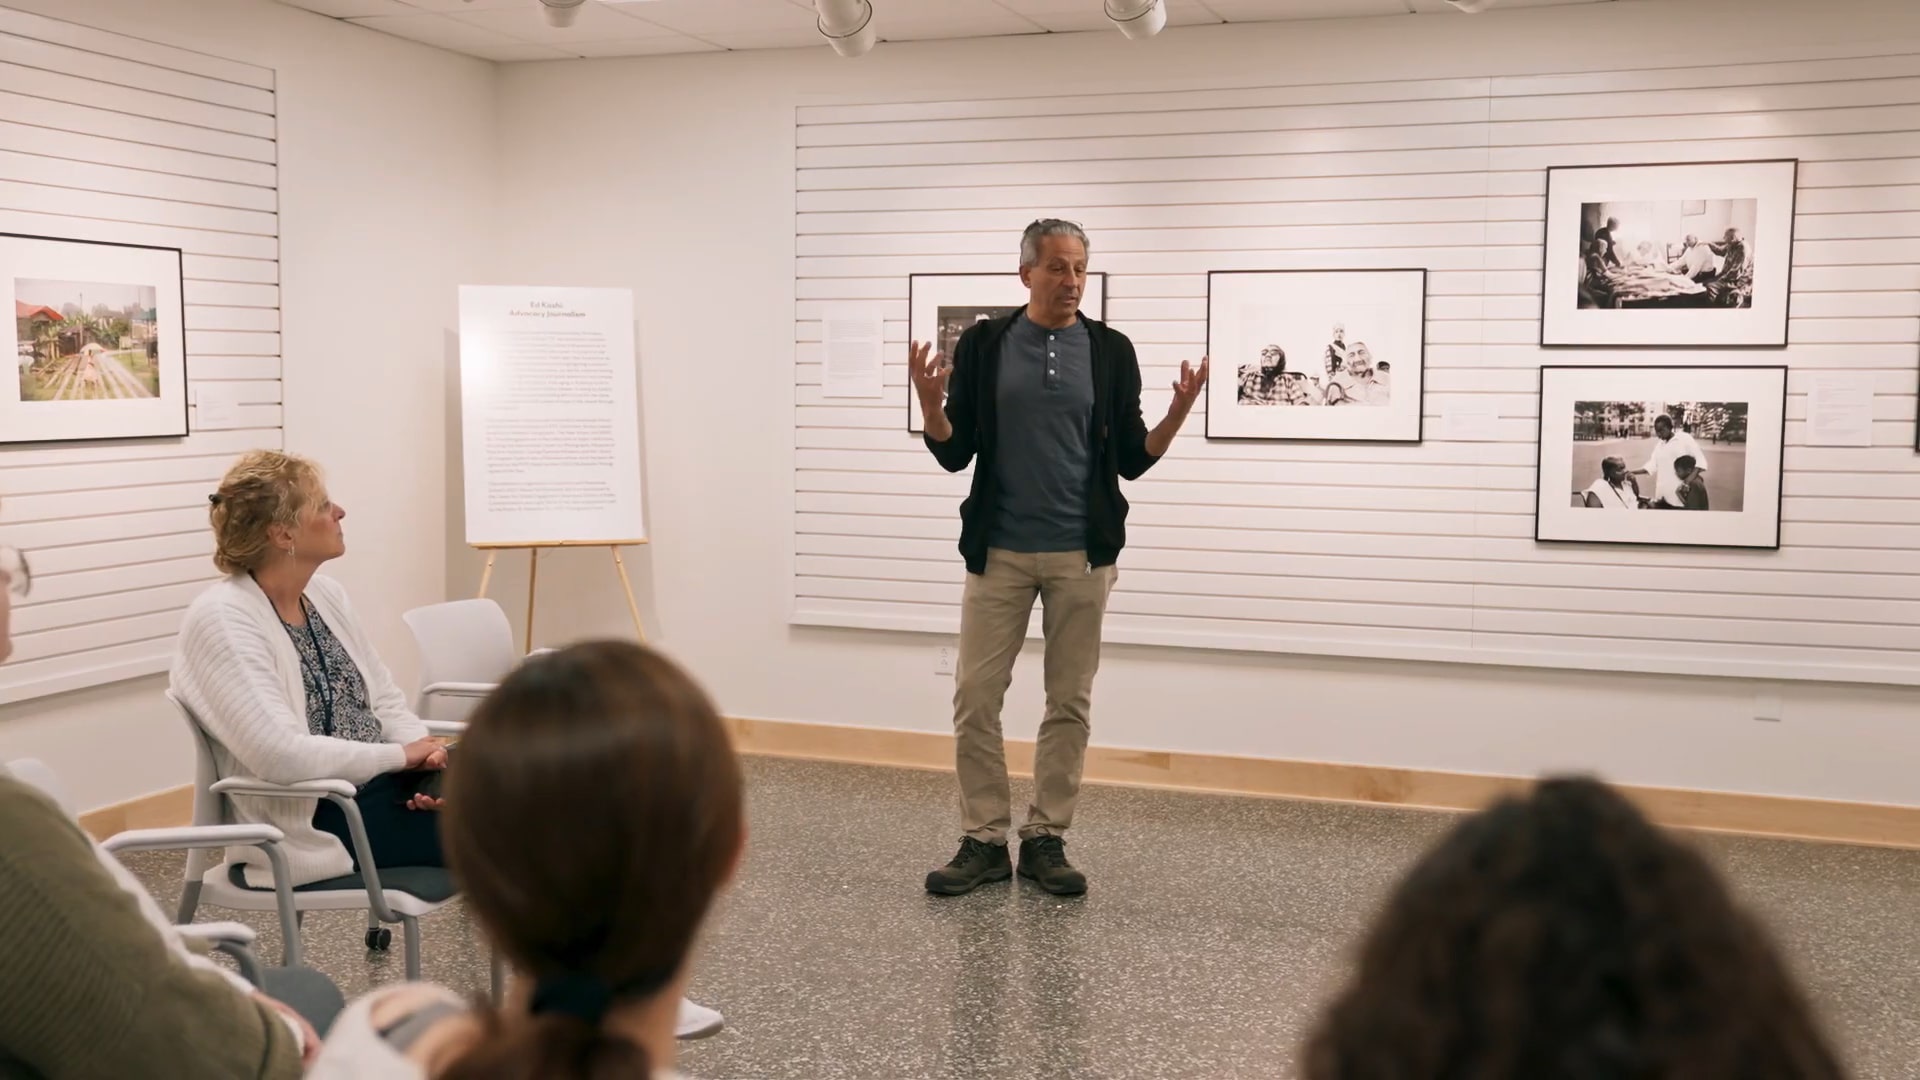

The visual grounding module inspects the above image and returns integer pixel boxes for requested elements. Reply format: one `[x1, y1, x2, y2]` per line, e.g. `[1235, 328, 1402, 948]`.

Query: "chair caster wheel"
[366, 927, 393, 951]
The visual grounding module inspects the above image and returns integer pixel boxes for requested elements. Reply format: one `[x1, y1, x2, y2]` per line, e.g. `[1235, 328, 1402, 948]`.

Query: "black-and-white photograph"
[1577, 200, 1758, 310]
[1536, 366, 1786, 549]
[905, 272, 1106, 433]
[1541, 160, 1797, 348]
[1206, 269, 1425, 442]
[1570, 400, 1749, 512]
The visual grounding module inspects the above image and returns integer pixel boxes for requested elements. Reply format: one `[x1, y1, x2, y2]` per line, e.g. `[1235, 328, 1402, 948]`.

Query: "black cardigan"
[922, 309, 1161, 575]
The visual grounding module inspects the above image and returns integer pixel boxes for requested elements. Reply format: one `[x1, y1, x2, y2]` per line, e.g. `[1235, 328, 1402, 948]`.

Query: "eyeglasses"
[1, 546, 28, 599]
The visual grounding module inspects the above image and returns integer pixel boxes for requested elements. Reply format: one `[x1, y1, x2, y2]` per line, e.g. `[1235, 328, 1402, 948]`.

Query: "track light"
[1105, 0, 1166, 39]
[537, 0, 585, 28]
[1445, 0, 1497, 10]
[815, 0, 876, 57]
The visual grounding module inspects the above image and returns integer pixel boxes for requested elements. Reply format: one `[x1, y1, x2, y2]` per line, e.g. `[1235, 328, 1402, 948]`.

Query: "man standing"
[909, 219, 1206, 897]
[1633, 413, 1709, 509]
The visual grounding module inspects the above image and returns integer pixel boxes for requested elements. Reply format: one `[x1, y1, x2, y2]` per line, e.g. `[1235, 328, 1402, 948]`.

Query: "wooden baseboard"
[83, 722, 1920, 851]
[77, 784, 193, 842]
[725, 716, 1920, 850]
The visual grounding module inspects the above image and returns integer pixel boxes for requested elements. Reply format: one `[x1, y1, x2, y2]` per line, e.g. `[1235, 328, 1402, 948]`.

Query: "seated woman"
[1582, 455, 1642, 509]
[171, 450, 448, 893]
[1303, 776, 1846, 1079]
[310, 640, 744, 1079]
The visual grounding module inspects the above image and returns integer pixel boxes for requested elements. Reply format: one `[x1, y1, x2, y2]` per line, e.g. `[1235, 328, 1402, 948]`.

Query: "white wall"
[483, 0, 1920, 810]
[0, 0, 494, 810]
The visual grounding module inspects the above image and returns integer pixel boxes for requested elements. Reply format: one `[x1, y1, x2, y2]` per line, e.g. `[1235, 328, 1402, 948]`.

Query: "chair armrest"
[211, 777, 356, 801]
[178, 920, 257, 949]
[102, 824, 285, 856]
[423, 720, 467, 738]
[211, 777, 405, 924]
[420, 681, 496, 699]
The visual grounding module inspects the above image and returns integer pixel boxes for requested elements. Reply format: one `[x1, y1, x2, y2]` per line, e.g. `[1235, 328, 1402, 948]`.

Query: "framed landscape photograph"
[1541, 159, 1798, 348]
[3, 232, 187, 444]
[1534, 365, 1787, 549]
[905, 271, 1107, 434]
[1204, 268, 1425, 442]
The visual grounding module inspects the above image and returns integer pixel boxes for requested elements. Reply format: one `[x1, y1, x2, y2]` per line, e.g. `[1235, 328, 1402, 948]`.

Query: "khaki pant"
[953, 548, 1116, 844]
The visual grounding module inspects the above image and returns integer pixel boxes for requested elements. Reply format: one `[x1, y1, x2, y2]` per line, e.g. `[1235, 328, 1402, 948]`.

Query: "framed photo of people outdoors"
[1203, 268, 1426, 442]
[1534, 365, 1787, 549]
[3, 231, 188, 444]
[905, 271, 1107, 434]
[1541, 159, 1798, 348]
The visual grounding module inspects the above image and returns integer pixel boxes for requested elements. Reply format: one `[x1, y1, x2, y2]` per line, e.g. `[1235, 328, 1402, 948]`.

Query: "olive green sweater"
[0, 777, 302, 1079]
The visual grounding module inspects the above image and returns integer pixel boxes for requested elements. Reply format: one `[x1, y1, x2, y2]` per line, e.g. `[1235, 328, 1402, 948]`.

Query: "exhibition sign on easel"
[457, 285, 648, 648]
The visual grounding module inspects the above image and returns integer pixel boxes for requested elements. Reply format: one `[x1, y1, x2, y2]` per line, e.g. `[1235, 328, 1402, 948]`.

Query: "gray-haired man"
[909, 219, 1207, 896]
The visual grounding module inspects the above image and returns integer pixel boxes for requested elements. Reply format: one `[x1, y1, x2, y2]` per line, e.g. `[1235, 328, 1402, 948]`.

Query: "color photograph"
[1, 232, 186, 444]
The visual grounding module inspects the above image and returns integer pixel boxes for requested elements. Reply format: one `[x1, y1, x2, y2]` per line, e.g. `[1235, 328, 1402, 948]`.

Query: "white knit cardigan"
[169, 572, 426, 888]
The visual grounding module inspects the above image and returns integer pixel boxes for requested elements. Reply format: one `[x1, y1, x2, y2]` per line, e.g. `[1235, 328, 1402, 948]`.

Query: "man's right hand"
[908, 341, 953, 440]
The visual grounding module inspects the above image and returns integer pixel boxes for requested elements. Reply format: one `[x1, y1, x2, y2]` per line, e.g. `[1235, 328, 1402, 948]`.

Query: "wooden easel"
[473, 540, 648, 653]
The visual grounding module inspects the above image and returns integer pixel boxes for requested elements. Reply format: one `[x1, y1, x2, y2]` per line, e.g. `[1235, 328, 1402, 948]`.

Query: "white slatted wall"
[0, 6, 279, 705]
[791, 48, 1920, 688]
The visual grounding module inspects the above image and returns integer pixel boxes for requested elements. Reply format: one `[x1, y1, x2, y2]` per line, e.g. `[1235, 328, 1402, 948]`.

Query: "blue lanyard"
[286, 597, 337, 738]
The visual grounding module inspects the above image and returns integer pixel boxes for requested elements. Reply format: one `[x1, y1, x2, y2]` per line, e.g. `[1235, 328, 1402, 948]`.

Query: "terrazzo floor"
[121, 755, 1920, 1079]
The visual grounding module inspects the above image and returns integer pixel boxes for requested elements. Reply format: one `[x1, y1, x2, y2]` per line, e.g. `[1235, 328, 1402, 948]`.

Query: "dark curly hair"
[1304, 776, 1847, 1080]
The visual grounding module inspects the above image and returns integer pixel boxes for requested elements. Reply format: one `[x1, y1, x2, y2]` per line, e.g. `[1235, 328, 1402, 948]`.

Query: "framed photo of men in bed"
[1541, 159, 1798, 348]
[1534, 365, 1787, 550]
[1204, 268, 1426, 442]
[905, 271, 1107, 434]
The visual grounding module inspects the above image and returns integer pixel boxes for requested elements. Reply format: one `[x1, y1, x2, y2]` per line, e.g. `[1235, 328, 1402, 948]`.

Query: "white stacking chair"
[164, 690, 498, 996]
[401, 598, 526, 724]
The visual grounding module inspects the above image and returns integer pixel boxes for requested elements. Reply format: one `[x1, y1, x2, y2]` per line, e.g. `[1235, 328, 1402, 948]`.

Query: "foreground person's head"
[1305, 776, 1845, 1080]
[441, 640, 744, 1078]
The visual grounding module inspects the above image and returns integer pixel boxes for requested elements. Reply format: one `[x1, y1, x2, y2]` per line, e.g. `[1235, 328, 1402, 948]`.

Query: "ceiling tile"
[600, 0, 817, 36]
[698, 26, 834, 49]
[466, 40, 581, 58]
[278, 0, 417, 15]
[1406, 0, 1606, 10]
[1204, 0, 1407, 17]
[345, 12, 531, 49]
[876, 4, 1044, 41]
[568, 33, 726, 55]
[451, 1, 684, 41]
[995, 0, 1223, 32]
[393, 0, 547, 10]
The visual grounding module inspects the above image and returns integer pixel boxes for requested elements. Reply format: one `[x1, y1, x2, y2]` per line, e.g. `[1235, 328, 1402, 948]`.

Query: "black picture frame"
[3, 230, 190, 445]
[1203, 267, 1427, 444]
[1533, 364, 1788, 551]
[904, 271, 1107, 434]
[1539, 158, 1798, 350]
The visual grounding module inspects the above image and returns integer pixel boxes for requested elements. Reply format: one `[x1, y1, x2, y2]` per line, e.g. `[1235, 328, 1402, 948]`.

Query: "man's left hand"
[1169, 357, 1209, 416]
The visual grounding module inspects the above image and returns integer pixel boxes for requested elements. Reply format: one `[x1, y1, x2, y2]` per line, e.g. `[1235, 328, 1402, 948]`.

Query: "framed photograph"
[1541, 159, 1798, 348]
[4, 232, 187, 444]
[1204, 268, 1426, 442]
[1534, 365, 1787, 549]
[905, 271, 1107, 434]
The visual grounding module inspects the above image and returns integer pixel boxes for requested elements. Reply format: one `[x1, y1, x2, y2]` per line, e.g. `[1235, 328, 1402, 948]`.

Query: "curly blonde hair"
[208, 450, 326, 575]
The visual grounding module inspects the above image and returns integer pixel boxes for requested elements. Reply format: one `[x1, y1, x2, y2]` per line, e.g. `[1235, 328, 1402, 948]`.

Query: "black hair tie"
[528, 967, 676, 1025]
[208, 493, 223, 506]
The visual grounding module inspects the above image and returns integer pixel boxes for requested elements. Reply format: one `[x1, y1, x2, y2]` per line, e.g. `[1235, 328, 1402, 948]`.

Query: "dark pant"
[311, 770, 446, 871]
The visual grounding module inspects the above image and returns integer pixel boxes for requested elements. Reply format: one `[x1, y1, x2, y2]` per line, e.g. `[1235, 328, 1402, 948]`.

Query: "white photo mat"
[1534, 365, 1787, 549]
[1541, 159, 1797, 348]
[1204, 269, 1426, 442]
[905, 272, 1107, 434]
[1, 232, 187, 444]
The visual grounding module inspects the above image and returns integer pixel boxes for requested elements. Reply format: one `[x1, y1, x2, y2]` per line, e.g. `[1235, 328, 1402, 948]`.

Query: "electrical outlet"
[935, 646, 957, 675]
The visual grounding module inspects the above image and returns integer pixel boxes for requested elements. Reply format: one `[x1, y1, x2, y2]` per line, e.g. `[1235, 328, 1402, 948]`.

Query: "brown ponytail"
[437, 640, 744, 1080]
